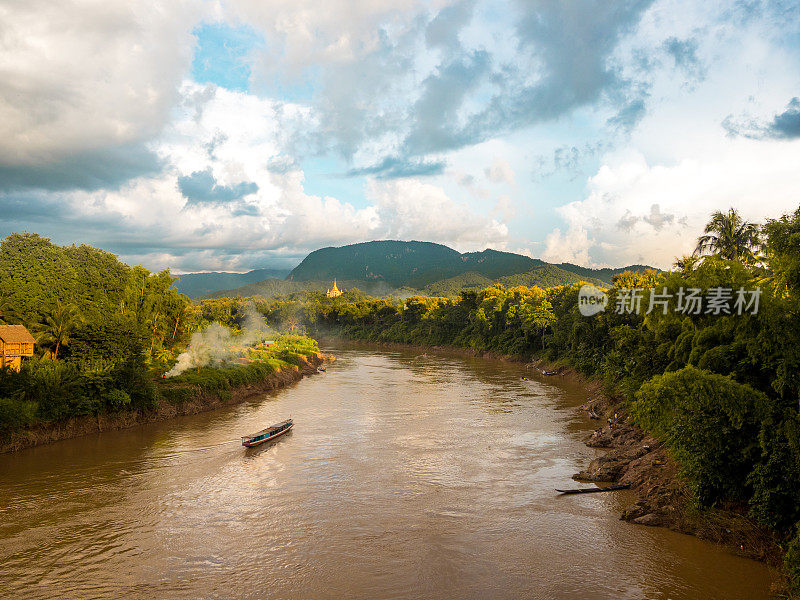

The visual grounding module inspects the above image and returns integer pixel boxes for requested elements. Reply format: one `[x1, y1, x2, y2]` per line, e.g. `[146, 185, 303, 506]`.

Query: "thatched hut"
[0, 325, 35, 371]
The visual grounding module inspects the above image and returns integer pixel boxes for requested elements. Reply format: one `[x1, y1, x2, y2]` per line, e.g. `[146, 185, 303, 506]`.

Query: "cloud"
[178, 169, 259, 204]
[0, 81, 508, 271]
[662, 36, 705, 80]
[616, 203, 678, 231]
[261, 0, 658, 170]
[484, 158, 515, 185]
[346, 156, 446, 179]
[425, 0, 476, 51]
[725, 97, 800, 140]
[0, 0, 201, 170]
[0, 144, 163, 192]
[771, 98, 800, 138]
[543, 140, 800, 268]
[367, 178, 509, 249]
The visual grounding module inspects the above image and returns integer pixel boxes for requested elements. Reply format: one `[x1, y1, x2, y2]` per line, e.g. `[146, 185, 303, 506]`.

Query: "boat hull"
[242, 423, 293, 447]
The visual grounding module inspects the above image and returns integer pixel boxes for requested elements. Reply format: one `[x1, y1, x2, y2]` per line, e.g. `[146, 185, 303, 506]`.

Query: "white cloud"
[223, 0, 442, 72]
[484, 158, 515, 185]
[544, 140, 800, 268]
[0, 0, 203, 165]
[367, 178, 509, 249]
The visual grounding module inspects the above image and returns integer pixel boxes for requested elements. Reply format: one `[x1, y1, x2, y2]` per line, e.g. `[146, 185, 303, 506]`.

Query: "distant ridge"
[288, 240, 545, 287]
[197, 240, 655, 299]
[172, 268, 290, 298]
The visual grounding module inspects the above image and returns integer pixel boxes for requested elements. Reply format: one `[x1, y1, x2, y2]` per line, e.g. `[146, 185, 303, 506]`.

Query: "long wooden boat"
[555, 483, 630, 494]
[241, 419, 293, 447]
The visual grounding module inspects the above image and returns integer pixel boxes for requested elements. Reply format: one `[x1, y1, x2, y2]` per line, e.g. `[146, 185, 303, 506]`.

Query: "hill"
[288, 241, 544, 287]
[555, 263, 654, 286]
[203, 240, 656, 299]
[172, 268, 290, 298]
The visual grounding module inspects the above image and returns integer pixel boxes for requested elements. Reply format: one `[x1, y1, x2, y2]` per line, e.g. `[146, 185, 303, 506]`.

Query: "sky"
[1, 0, 799, 273]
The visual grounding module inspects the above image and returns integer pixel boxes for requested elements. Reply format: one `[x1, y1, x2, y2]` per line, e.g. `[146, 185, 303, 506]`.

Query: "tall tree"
[694, 208, 762, 265]
[36, 302, 82, 360]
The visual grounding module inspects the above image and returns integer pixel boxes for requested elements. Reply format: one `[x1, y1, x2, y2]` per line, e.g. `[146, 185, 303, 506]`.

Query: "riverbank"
[0, 353, 329, 454]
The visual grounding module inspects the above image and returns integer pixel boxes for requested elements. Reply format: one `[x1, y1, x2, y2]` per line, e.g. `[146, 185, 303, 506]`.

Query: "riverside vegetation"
[195, 206, 800, 592]
[0, 232, 321, 446]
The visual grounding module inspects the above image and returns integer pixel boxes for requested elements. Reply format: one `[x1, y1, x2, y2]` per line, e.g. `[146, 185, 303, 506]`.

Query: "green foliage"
[785, 526, 800, 595]
[68, 314, 148, 364]
[0, 397, 37, 431]
[631, 367, 768, 505]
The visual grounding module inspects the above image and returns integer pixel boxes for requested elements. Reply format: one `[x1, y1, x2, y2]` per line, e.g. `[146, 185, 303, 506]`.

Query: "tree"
[761, 205, 800, 299]
[673, 255, 699, 276]
[35, 302, 82, 360]
[694, 208, 762, 266]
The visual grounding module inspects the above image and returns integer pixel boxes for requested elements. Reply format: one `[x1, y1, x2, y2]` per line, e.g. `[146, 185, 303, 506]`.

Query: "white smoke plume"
[165, 303, 277, 377]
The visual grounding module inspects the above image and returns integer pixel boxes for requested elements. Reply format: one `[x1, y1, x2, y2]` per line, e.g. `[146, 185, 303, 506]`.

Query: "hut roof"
[0, 325, 36, 344]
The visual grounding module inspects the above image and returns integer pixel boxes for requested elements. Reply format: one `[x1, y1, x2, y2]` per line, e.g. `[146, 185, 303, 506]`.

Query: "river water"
[0, 343, 775, 599]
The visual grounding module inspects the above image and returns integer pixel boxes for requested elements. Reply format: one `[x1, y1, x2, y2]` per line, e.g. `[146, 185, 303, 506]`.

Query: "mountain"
[288, 240, 543, 288]
[172, 268, 291, 298]
[200, 241, 657, 300]
[555, 263, 655, 286]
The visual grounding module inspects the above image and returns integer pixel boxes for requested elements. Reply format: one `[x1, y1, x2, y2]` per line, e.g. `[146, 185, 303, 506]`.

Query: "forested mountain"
[287, 240, 650, 289]
[555, 263, 654, 285]
[172, 268, 290, 298]
[177, 241, 655, 299]
[287, 241, 546, 287]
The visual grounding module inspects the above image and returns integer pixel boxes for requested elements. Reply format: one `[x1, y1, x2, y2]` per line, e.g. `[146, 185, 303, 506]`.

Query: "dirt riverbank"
[524, 358, 782, 572]
[0, 354, 329, 454]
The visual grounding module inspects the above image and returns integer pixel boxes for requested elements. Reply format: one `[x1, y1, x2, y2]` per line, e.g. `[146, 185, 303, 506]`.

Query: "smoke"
[165, 303, 278, 377]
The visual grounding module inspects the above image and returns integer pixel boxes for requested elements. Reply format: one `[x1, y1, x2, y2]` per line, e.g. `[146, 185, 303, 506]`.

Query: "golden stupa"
[326, 279, 343, 298]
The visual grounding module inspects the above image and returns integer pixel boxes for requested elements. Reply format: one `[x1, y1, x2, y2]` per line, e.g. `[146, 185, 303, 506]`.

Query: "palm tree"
[36, 302, 82, 360]
[693, 208, 762, 265]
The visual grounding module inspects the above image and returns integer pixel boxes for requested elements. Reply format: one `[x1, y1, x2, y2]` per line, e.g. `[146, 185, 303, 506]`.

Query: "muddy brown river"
[0, 343, 776, 599]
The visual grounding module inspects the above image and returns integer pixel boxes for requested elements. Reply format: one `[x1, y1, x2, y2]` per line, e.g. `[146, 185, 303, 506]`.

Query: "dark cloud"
[346, 156, 446, 179]
[425, 0, 476, 50]
[178, 168, 259, 204]
[662, 36, 705, 80]
[723, 97, 800, 139]
[405, 1, 653, 156]
[607, 98, 648, 132]
[0, 144, 163, 192]
[770, 97, 800, 138]
[402, 50, 493, 156]
[312, 0, 655, 169]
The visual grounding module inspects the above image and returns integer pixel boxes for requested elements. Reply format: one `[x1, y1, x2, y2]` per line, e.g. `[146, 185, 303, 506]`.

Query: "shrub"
[0, 397, 37, 431]
[631, 366, 769, 505]
[785, 526, 800, 595]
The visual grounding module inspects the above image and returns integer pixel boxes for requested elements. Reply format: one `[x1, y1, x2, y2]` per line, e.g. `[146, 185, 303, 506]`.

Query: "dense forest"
[196, 206, 800, 590]
[0, 233, 319, 435]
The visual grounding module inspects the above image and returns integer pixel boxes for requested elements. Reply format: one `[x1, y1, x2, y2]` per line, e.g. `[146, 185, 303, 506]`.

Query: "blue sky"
[1, 0, 799, 272]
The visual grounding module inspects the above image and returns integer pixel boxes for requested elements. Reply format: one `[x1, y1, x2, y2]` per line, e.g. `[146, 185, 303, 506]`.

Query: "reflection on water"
[0, 342, 776, 599]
